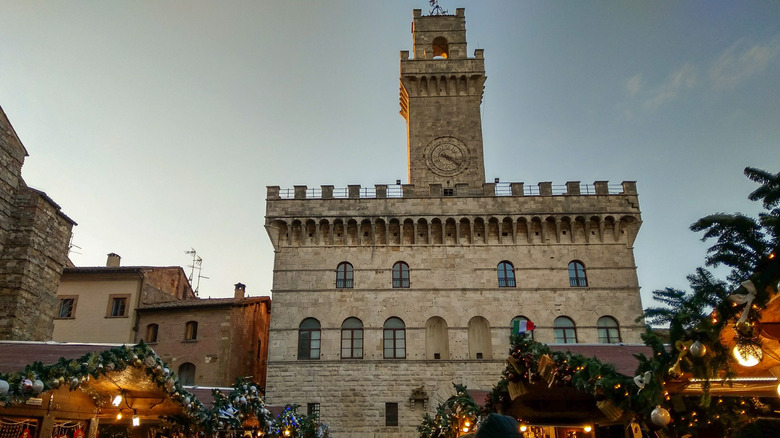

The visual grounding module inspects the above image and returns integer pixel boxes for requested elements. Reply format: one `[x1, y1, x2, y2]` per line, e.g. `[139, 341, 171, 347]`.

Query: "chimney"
[106, 253, 121, 267]
[234, 282, 246, 300]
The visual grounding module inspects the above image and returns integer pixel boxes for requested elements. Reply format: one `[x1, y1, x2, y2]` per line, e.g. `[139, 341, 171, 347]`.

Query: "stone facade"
[0, 105, 75, 341]
[264, 9, 645, 437]
[135, 284, 272, 388]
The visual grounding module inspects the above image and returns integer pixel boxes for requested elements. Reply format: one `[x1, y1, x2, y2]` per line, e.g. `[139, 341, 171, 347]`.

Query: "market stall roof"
[0, 342, 202, 422]
[548, 344, 653, 376]
[0, 341, 123, 373]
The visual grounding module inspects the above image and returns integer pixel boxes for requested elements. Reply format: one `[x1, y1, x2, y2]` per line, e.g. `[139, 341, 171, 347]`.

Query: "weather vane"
[429, 0, 447, 16]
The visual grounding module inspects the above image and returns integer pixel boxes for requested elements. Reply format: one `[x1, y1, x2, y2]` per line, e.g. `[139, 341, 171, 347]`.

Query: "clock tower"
[400, 8, 487, 190]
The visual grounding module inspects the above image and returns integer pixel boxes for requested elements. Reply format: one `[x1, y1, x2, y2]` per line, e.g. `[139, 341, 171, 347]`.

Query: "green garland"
[0, 342, 205, 424]
[418, 383, 482, 438]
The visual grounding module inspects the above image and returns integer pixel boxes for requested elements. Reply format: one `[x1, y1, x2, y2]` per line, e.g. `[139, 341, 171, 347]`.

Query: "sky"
[1, 1, 778, 306]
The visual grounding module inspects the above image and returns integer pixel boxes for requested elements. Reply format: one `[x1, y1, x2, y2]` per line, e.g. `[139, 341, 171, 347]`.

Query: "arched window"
[510, 316, 534, 340]
[554, 316, 577, 344]
[425, 316, 449, 360]
[497, 261, 515, 287]
[185, 321, 198, 340]
[383, 317, 406, 359]
[568, 260, 588, 287]
[392, 262, 410, 288]
[598, 316, 621, 344]
[146, 324, 159, 343]
[298, 318, 321, 360]
[468, 316, 492, 360]
[432, 36, 449, 58]
[178, 362, 196, 385]
[336, 262, 354, 288]
[341, 317, 363, 359]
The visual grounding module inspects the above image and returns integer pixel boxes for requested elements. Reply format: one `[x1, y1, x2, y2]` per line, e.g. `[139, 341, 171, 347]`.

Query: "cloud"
[709, 38, 780, 89]
[625, 74, 643, 97]
[625, 63, 698, 112]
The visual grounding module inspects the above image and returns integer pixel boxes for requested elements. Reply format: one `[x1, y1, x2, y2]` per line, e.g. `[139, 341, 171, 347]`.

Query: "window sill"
[182, 339, 198, 343]
[105, 315, 129, 319]
[54, 317, 76, 320]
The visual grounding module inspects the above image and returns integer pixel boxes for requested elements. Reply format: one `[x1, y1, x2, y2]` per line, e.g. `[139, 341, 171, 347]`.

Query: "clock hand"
[440, 152, 460, 163]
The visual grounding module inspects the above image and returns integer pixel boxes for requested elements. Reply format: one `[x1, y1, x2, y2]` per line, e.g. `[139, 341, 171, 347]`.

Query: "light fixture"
[733, 344, 762, 367]
[776, 383, 780, 397]
[116, 412, 122, 420]
[519, 423, 528, 432]
[112, 394, 123, 407]
[132, 411, 140, 427]
[584, 425, 593, 433]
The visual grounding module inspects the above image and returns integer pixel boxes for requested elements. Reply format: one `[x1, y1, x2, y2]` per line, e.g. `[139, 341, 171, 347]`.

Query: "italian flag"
[513, 319, 535, 334]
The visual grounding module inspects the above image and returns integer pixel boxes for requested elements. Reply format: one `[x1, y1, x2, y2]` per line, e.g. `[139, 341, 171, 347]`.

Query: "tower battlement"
[267, 181, 637, 200]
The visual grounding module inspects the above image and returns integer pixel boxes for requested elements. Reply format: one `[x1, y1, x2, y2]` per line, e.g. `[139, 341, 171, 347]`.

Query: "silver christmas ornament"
[690, 340, 707, 358]
[651, 405, 671, 426]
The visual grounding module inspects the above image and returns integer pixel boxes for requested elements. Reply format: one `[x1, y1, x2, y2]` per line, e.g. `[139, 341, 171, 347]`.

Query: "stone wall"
[0, 106, 74, 341]
[264, 185, 645, 436]
[266, 360, 504, 438]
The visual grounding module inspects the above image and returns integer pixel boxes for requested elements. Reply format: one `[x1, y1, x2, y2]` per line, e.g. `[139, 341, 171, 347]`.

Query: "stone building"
[0, 105, 75, 341]
[53, 253, 196, 344]
[134, 283, 272, 388]
[264, 9, 644, 437]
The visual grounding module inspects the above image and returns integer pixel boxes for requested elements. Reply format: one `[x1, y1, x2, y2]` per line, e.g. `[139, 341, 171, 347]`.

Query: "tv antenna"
[185, 248, 209, 295]
[429, 0, 447, 16]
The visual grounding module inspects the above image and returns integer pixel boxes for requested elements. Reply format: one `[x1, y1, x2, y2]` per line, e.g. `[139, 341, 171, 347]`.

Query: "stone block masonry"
[0, 106, 75, 341]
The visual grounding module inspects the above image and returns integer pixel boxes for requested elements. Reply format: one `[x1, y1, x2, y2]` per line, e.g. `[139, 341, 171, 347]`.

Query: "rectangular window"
[56, 296, 77, 319]
[443, 188, 454, 196]
[146, 324, 159, 343]
[385, 403, 398, 426]
[106, 295, 130, 318]
[307, 403, 320, 419]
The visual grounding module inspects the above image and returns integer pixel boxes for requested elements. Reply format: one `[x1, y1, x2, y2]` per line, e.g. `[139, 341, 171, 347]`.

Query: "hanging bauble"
[58, 376, 65, 386]
[106, 363, 115, 371]
[218, 421, 224, 429]
[70, 377, 80, 389]
[651, 406, 671, 426]
[97, 363, 104, 372]
[50, 378, 60, 389]
[240, 396, 247, 404]
[250, 385, 257, 393]
[144, 356, 156, 367]
[32, 380, 44, 393]
[233, 396, 240, 404]
[183, 396, 191, 405]
[154, 365, 163, 374]
[0, 379, 9, 395]
[133, 358, 143, 367]
[690, 341, 707, 358]
[22, 379, 33, 392]
[162, 367, 170, 377]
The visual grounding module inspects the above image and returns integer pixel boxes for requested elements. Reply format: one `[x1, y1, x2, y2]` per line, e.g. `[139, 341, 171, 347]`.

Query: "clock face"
[425, 137, 470, 176]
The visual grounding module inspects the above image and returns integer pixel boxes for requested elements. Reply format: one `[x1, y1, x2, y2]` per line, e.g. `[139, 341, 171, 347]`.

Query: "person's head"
[475, 413, 520, 438]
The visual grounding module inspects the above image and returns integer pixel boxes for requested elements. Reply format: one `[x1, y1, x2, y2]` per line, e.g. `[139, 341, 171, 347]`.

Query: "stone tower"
[264, 9, 644, 437]
[0, 105, 75, 341]
[401, 8, 486, 189]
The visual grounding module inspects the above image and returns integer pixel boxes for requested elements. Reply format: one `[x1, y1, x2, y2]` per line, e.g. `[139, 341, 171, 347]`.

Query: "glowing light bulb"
[132, 415, 140, 427]
[584, 425, 592, 433]
[112, 394, 123, 407]
[519, 424, 528, 432]
[733, 345, 761, 367]
[116, 412, 122, 420]
[283, 429, 291, 437]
